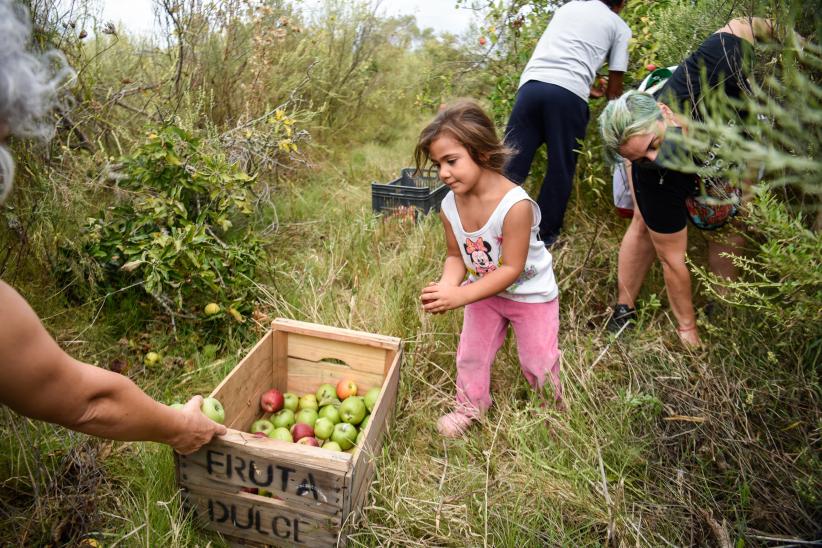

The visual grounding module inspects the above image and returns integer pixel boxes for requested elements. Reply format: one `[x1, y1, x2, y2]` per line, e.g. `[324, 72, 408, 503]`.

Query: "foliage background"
[1, 0, 819, 545]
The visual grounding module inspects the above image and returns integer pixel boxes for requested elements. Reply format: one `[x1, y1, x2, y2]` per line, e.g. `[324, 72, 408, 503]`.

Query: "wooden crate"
[176, 318, 403, 547]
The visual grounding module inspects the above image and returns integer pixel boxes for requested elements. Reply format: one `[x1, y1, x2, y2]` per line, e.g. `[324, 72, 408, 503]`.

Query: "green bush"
[83, 125, 265, 322]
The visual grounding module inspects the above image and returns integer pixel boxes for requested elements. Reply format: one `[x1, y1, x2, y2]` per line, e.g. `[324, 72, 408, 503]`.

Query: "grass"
[1, 117, 820, 547]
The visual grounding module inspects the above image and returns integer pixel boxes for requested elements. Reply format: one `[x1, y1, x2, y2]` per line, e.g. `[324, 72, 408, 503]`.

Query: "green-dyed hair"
[599, 90, 663, 163]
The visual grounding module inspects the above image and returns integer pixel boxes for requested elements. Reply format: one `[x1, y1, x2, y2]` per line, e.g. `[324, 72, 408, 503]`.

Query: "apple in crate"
[290, 422, 314, 442]
[271, 409, 295, 429]
[250, 419, 274, 436]
[269, 427, 293, 442]
[364, 387, 380, 412]
[315, 383, 337, 404]
[339, 396, 366, 425]
[260, 388, 284, 413]
[359, 414, 371, 431]
[283, 392, 299, 412]
[297, 436, 320, 447]
[331, 422, 358, 450]
[201, 397, 225, 424]
[319, 404, 341, 424]
[314, 417, 335, 440]
[322, 441, 342, 452]
[295, 408, 318, 427]
[336, 379, 358, 400]
[299, 394, 319, 411]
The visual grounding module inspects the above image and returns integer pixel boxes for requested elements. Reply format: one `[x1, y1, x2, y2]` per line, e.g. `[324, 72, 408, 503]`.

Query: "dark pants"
[504, 81, 590, 242]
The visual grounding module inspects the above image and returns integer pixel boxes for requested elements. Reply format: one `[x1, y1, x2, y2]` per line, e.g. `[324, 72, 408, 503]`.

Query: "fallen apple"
[204, 302, 221, 316]
[315, 383, 337, 403]
[314, 417, 335, 440]
[299, 394, 319, 411]
[269, 426, 293, 442]
[338, 396, 366, 425]
[290, 422, 314, 442]
[251, 419, 274, 436]
[331, 422, 358, 450]
[295, 408, 318, 427]
[318, 404, 341, 424]
[296, 436, 320, 447]
[201, 397, 225, 424]
[144, 352, 160, 366]
[283, 392, 299, 412]
[271, 408, 295, 429]
[336, 379, 358, 400]
[260, 388, 284, 414]
[363, 387, 380, 412]
[322, 441, 342, 452]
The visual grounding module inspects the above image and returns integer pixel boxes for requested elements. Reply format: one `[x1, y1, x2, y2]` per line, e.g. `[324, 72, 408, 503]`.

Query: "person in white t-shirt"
[415, 101, 562, 438]
[504, 0, 631, 246]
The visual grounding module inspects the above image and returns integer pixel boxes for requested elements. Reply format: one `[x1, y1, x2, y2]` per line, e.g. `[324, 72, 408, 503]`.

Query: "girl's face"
[619, 119, 666, 165]
[428, 133, 483, 194]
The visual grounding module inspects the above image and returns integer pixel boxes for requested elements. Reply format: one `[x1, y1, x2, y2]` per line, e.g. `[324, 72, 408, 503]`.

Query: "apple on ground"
[364, 387, 380, 412]
[260, 388, 284, 413]
[336, 379, 358, 400]
[297, 436, 320, 447]
[291, 422, 314, 442]
[283, 392, 299, 412]
[314, 417, 335, 440]
[322, 441, 342, 452]
[299, 394, 319, 411]
[319, 404, 341, 424]
[201, 397, 225, 424]
[295, 408, 318, 427]
[204, 303, 221, 316]
[271, 409, 295, 429]
[269, 427, 293, 442]
[251, 419, 274, 436]
[144, 352, 160, 366]
[338, 396, 366, 425]
[331, 422, 358, 450]
[315, 383, 337, 403]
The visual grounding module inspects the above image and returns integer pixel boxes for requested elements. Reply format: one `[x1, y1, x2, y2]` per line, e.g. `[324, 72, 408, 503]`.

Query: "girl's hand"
[421, 282, 464, 314]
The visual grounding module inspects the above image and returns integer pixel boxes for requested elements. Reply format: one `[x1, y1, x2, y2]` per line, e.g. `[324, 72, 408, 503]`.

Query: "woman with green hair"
[598, 17, 777, 346]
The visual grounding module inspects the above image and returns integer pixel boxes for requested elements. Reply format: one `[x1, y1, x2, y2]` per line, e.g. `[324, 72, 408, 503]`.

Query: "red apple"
[646, 63, 657, 72]
[479, 36, 487, 46]
[336, 379, 358, 400]
[252, 431, 268, 439]
[297, 436, 320, 447]
[240, 487, 259, 494]
[290, 422, 314, 442]
[260, 388, 284, 414]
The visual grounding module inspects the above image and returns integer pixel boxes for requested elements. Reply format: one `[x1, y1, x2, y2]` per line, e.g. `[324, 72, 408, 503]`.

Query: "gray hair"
[0, 0, 75, 202]
[598, 90, 662, 163]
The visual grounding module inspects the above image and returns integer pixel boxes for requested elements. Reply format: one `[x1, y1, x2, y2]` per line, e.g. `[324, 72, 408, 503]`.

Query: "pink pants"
[454, 295, 561, 415]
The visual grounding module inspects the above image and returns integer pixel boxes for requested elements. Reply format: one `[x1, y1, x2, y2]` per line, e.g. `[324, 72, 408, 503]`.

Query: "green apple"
[201, 397, 225, 424]
[269, 427, 293, 442]
[283, 392, 299, 412]
[315, 383, 337, 403]
[271, 409, 295, 429]
[338, 396, 366, 425]
[364, 387, 380, 412]
[314, 417, 335, 440]
[251, 419, 274, 436]
[359, 414, 371, 431]
[169, 402, 185, 410]
[331, 422, 358, 450]
[298, 394, 318, 411]
[144, 351, 160, 366]
[319, 404, 341, 424]
[295, 408, 318, 428]
[321, 441, 342, 452]
[345, 446, 357, 454]
[356, 430, 365, 446]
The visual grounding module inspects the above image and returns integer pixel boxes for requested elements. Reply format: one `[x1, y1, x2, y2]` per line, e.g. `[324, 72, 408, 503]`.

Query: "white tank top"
[440, 186, 558, 303]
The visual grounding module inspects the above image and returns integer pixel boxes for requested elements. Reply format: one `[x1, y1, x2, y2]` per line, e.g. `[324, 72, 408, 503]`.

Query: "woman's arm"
[422, 201, 532, 312]
[645, 229, 701, 346]
[0, 282, 226, 454]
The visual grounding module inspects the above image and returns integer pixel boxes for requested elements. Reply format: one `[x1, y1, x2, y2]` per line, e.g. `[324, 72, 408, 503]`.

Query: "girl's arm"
[422, 201, 532, 313]
[438, 211, 468, 286]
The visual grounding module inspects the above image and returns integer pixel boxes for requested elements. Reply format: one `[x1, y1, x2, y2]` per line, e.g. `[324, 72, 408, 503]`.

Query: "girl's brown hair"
[414, 100, 514, 175]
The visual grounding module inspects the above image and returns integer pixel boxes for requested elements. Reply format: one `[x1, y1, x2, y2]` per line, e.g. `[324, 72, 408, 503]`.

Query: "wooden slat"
[286, 358, 384, 396]
[273, 330, 289, 391]
[272, 318, 401, 351]
[344, 349, 402, 521]
[183, 484, 339, 547]
[287, 333, 387, 375]
[179, 431, 351, 517]
[211, 332, 274, 431]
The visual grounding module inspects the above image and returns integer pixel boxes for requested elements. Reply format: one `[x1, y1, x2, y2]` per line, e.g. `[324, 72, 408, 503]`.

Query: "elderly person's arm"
[0, 281, 226, 454]
[645, 229, 701, 346]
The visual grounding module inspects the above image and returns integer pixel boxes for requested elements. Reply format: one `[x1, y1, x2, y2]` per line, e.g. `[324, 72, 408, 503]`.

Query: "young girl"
[415, 100, 562, 438]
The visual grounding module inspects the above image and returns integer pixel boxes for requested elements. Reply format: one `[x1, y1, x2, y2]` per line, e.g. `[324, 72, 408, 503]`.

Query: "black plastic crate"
[371, 167, 448, 218]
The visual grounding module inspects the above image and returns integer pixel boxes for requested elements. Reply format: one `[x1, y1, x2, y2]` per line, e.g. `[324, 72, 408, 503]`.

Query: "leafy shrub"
[83, 125, 265, 322]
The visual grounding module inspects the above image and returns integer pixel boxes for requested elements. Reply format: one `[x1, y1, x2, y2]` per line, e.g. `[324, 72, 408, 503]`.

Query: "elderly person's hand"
[171, 396, 228, 455]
